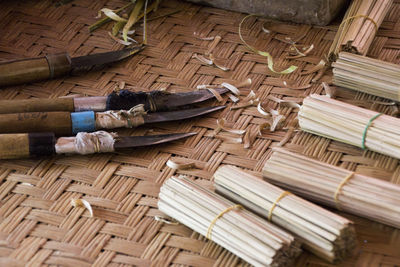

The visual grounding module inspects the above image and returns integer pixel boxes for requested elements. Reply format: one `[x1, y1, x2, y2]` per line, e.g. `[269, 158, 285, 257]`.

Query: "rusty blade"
[143, 105, 225, 124]
[114, 132, 196, 149]
[158, 88, 229, 109]
[71, 45, 144, 69]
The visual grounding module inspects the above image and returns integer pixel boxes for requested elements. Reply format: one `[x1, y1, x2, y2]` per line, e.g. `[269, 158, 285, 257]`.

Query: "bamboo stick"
[263, 148, 400, 229]
[214, 165, 356, 263]
[328, 0, 393, 59]
[333, 52, 400, 102]
[299, 94, 400, 159]
[158, 176, 302, 267]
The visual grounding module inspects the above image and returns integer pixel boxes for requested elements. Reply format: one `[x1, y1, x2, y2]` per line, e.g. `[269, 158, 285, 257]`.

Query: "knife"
[0, 105, 225, 136]
[0, 88, 229, 114]
[0, 131, 196, 160]
[0, 46, 143, 87]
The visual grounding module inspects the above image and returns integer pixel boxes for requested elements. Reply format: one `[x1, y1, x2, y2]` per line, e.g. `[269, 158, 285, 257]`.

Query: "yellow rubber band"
[206, 204, 242, 239]
[341, 15, 378, 34]
[331, 14, 379, 58]
[268, 191, 292, 221]
[334, 172, 354, 210]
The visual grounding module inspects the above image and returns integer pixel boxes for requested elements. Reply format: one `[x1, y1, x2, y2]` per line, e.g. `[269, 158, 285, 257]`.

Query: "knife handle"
[0, 53, 71, 87]
[0, 132, 55, 159]
[0, 112, 72, 136]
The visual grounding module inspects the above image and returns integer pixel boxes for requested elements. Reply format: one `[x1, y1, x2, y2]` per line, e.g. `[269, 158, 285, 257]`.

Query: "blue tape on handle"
[71, 111, 96, 134]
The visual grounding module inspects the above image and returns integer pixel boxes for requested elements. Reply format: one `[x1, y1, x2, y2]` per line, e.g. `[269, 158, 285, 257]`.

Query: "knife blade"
[114, 132, 197, 149]
[0, 46, 144, 87]
[0, 131, 196, 159]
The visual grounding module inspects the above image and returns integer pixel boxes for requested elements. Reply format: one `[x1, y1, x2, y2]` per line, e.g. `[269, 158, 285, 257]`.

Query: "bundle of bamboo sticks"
[299, 94, 400, 159]
[328, 0, 392, 60]
[263, 148, 400, 229]
[214, 165, 356, 263]
[158, 176, 302, 267]
[332, 52, 400, 101]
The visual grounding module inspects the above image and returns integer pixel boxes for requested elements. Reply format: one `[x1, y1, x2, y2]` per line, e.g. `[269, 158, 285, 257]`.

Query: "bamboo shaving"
[154, 216, 179, 225]
[221, 82, 239, 95]
[209, 54, 230, 71]
[322, 82, 336, 98]
[71, 199, 93, 217]
[267, 95, 301, 109]
[214, 118, 246, 136]
[214, 135, 243, 144]
[236, 78, 252, 88]
[228, 94, 240, 103]
[193, 32, 215, 41]
[166, 159, 195, 170]
[286, 44, 314, 59]
[207, 88, 223, 102]
[257, 103, 285, 133]
[123, 0, 144, 42]
[239, 14, 297, 75]
[300, 59, 326, 75]
[278, 119, 298, 147]
[193, 53, 213, 65]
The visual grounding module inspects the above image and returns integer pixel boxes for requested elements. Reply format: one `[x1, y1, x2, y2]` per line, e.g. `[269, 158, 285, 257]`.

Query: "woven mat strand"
[0, 0, 400, 266]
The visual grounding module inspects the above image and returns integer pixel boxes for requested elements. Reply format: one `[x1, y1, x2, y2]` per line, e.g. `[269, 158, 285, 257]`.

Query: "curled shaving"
[214, 118, 246, 136]
[257, 102, 285, 133]
[300, 59, 326, 75]
[207, 88, 223, 102]
[239, 14, 297, 74]
[71, 199, 93, 217]
[286, 44, 314, 59]
[221, 82, 240, 95]
[154, 216, 179, 225]
[166, 159, 195, 170]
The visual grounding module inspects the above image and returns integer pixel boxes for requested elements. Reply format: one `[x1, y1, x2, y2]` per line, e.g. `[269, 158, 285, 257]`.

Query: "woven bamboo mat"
[0, 0, 400, 266]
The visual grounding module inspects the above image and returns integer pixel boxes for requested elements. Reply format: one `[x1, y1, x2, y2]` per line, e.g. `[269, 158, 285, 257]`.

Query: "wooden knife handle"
[0, 112, 72, 136]
[0, 53, 71, 87]
[0, 98, 74, 114]
[0, 133, 55, 159]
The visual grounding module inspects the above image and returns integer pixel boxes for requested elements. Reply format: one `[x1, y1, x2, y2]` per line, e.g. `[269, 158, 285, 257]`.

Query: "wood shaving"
[228, 94, 240, 103]
[277, 119, 298, 147]
[267, 95, 301, 109]
[236, 78, 252, 88]
[108, 32, 132, 46]
[214, 135, 243, 143]
[257, 102, 286, 133]
[286, 44, 314, 59]
[322, 82, 336, 98]
[193, 32, 215, 41]
[300, 59, 326, 75]
[166, 159, 195, 170]
[154, 216, 179, 225]
[221, 82, 240, 95]
[214, 118, 246, 136]
[207, 88, 223, 102]
[71, 199, 93, 217]
[193, 53, 213, 65]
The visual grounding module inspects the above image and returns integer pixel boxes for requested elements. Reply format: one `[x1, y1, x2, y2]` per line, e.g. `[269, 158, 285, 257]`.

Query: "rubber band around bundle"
[206, 204, 242, 239]
[334, 172, 354, 210]
[268, 191, 292, 221]
[361, 113, 382, 149]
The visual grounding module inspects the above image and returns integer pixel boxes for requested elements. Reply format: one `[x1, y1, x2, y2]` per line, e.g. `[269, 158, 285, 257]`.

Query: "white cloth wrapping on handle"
[55, 131, 117, 155]
[95, 104, 147, 129]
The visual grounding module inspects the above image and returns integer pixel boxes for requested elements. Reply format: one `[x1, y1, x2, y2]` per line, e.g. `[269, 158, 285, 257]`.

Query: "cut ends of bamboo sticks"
[332, 52, 400, 102]
[263, 148, 400, 229]
[158, 176, 302, 267]
[299, 94, 400, 159]
[214, 165, 356, 263]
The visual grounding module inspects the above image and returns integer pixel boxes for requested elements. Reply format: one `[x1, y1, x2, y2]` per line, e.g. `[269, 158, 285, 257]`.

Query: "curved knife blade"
[114, 132, 197, 149]
[71, 45, 144, 69]
[143, 105, 225, 124]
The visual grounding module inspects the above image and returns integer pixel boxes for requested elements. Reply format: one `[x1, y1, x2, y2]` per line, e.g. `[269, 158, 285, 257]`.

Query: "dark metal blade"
[143, 105, 225, 124]
[71, 46, 144, 69]
[114, 132, 197, 149]
[157, 88, 229, 109]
